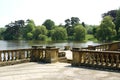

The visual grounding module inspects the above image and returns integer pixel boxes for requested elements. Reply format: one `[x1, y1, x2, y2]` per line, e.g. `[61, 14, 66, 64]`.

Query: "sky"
[0, 0, 120, 27]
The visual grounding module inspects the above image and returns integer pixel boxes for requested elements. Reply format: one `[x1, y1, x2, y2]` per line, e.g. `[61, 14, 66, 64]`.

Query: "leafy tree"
[26, 32, 33, 40]
[42, 19, 55, 30]
[102, 10, 117, 22]
[96, 16, 116, 42]
[115, 8, 120, 35]
[74, 25, 86, 41]
[64, 17, 80, 37]
[71, 17, 80, 26]
[33, 25, 48, 40]
[3, 20, 25, 40]
[26, 19, 35, 26]
[23, 19, 35, 40]
[0, 28, 6, 39]
[51, 27, 67, 40]
[64, 19, 71, 27]
[38, 34, 47, 41]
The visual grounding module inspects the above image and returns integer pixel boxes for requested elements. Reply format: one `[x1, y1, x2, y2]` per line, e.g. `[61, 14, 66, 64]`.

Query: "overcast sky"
[0, 0, 120, 27]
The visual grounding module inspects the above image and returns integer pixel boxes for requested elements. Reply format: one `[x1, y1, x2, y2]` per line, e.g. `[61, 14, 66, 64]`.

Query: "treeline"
[0, 17, 86, 41]
[0, 8, 120, 42]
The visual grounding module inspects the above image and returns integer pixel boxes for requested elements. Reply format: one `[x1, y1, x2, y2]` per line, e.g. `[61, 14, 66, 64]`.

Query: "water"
[0, 40, 100, 50]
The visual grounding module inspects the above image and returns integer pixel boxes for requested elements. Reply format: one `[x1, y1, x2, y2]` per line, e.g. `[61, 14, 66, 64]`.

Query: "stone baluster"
[101, 53, 105, 66]
[39, 49, 44, 60]
[11, 51, 14, 60]
[92, 53, 96, 65]
[110, 54, 114, 67]
[7, 51, 10, 61]
[15, 51, 19, 60]
[115, 54, 119, 68]
[26, 50, 30, 58]
[96, 53, 100, 65]
[3, 52, 6, 61]
[105, 54, 109, 67]
[0, 52, 1, 61]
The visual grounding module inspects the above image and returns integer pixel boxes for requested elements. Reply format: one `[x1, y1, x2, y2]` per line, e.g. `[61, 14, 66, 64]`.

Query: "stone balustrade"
[0, 46, 59, 66]
[82, 41, 120, 51]
[72, 48, 120, 70]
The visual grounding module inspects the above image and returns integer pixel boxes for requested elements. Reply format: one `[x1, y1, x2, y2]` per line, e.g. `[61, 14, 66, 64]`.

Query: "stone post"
[30, 46, 43, 62]
[45, 46, 59, 63]
[72, 48, 81, 66]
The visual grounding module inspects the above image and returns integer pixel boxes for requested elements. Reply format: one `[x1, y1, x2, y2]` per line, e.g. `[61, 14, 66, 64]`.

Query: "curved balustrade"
[72, 49, 120, 70]
[82, 41, 120, 51]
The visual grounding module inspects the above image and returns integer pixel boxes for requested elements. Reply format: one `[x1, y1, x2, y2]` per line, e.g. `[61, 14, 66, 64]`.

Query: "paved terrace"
[0, 62, 120, 80]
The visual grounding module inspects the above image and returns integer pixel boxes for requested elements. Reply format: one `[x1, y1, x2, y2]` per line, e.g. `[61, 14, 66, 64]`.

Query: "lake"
[0, 40, 100, 50]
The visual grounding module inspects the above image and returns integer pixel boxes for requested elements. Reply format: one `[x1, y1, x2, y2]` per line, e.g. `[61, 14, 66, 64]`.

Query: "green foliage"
[51, 27, 67, 40]
[42, 19, 55, 30]
[26, 32, 33, 40]
[74, 25, 86, 41]
[2, 20, 25, 40]
[0, 28, 5, 39]
[96, 16, 116, 42]
[23, 20, 35, 40]
[115, 8, 120, 35]
[33, 25, 48, 40]
[38, 34, 47, 41]
[85, 34, 98, 42]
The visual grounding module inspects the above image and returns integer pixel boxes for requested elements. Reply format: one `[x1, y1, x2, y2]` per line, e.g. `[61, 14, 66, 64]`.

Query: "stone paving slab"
[0, 62, 120, 80]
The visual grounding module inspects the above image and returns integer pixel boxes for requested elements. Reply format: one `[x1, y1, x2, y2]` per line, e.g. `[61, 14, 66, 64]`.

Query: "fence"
[72, 49, 120, 70]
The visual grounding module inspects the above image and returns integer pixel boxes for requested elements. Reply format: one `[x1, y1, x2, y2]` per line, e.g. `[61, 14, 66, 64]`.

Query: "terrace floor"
[0, 62, 120, 80]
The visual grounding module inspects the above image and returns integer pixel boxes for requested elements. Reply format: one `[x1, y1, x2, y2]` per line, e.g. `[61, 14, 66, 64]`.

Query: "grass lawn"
[85, 34, 98, 42]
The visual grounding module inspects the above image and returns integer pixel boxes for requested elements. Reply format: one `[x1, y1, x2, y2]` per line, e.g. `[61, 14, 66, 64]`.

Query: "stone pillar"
[45, 46, 59, 63]
[72, 48, 81, 66]
[30, 46, 44, 62]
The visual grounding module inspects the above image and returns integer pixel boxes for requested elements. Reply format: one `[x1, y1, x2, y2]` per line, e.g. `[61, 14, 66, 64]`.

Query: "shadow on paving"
[34, 62, 120, 73]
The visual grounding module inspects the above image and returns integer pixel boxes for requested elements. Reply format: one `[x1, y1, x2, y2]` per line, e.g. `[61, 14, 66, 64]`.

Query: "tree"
[96, 16, 116, 42]
[3, 20, 25, 40]
[115, 8, 120, 35]
[26, 32, 33, 40]
[71, 17, 80, 26]
[42, 19, 55, 30]
[51, 27, 67, 40]
[0, 28, 5, 39]
[74, 25, 86, 41]
[33, 25, 48, 40]
[102, 10, 117, 22]
[23, 19, 35, 40]
[64, 17, 80, 37]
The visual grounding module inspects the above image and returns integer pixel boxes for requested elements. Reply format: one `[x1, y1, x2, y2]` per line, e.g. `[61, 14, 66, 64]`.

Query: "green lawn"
[85, 34, 98, 42]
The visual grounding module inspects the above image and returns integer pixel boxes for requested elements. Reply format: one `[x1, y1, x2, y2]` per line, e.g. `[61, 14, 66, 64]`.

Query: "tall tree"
[74, 25, 86, 41]
[33, 25, 48, 40]
[42, 19, 55, 30]
[96, 16, 116, 42]
[71, 17, 80, 26]
[64, 17, 80, 37]
[3, 20, 25, 40]
[51, 27, 67, 40]
[102, 10, 117, 22]
[115, 8, 120, 35]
